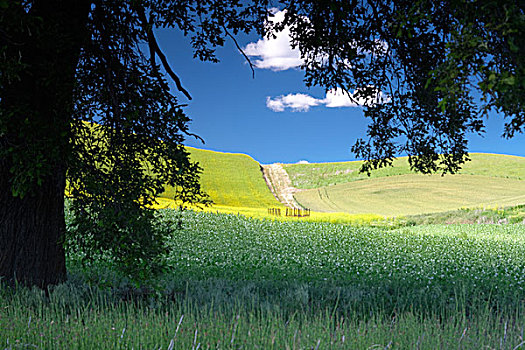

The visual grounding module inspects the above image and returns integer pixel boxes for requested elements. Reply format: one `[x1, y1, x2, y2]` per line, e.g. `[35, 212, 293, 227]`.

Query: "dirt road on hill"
[261, 163, 303, 208]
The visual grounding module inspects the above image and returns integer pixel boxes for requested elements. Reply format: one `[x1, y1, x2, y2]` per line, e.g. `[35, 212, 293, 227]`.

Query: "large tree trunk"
[0, 1, 90, 288]
[0, 167, 68, 288]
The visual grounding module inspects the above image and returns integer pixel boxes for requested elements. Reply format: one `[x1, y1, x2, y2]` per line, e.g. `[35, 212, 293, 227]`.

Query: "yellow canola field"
[153, 197, 387, 225]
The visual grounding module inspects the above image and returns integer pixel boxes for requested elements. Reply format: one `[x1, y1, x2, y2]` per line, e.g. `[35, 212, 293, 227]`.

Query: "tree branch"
[141, 11, 156, 68]
[223, 25, 256, 79]
[136, 6, 192, 100]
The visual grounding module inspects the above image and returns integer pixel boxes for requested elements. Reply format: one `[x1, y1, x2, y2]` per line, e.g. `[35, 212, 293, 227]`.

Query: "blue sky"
[157, 12, 524, 164]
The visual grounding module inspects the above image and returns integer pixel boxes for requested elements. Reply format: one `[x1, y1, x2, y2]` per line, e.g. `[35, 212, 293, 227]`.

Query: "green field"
[285, 154, 525, 216]
[284, 153, 525, 189]
[160, 147, 282, 209]
[160, 151, 525, 218]
[8, 145, 525, 347]
[4, 211, 525, 348]
[157, 149, 525, 219]
[163, 211, 525, 297]
[295, 174, 525, 216]
[70, 125, 280, 211]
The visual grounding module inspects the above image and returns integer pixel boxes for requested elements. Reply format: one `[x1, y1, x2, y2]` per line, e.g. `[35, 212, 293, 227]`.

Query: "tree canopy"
[1, 0, 523, 288]
[275, 0, 524, 173]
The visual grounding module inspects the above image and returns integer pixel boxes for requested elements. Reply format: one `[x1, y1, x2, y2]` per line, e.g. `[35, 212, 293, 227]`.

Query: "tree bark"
[0, 166, 68, 288]
[0, 0, 91, 288]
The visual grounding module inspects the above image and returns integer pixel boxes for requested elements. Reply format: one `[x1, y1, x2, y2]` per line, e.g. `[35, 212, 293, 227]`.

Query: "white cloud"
[243, 10, 388, 72]
[322, 89, 361, 107]
[323, 88, 389, 107]
[265, 96, 285, 112]
[243, 10, 303, 71]
[267, 88, 388, 112]
[266, 93, 320, 112]
[249, 10, 390, 113]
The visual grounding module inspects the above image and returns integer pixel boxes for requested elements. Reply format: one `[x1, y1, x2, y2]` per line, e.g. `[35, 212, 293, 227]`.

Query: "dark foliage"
[0, 0, 270, 286]
[277, 0, 524, 173]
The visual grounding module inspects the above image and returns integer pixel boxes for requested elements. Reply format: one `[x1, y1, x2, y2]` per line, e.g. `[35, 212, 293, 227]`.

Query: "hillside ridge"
[283, 153, 525, 190]
[172, 147, 525, 216]
[160, 146, 282, 209]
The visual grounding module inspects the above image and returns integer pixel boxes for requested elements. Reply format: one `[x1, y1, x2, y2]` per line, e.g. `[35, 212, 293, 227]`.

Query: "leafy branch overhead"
[272, 0, 524, 174]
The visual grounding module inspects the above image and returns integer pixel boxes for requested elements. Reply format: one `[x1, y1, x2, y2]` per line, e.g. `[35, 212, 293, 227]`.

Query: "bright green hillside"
[294, 174, 525, 216]
[160, 149, 525, 217]
[160, 147, 281, 208]
[284, 153, 525, 189]
[74, 122, 279, 210]
[287, 154, 525, 216]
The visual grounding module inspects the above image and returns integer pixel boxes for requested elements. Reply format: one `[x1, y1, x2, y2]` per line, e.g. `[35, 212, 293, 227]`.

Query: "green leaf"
[502, 76, 515, 86]
[508, 39, 519, 53]
[438, 99, 447, 113]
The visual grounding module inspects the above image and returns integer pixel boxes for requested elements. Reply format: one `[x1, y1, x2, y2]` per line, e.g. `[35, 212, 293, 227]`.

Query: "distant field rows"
[295, 174, 525, 216]
[285, 154, 525, 216]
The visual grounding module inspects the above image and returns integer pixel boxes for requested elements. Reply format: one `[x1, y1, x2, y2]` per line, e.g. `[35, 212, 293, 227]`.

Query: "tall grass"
[2, 281, 525, 349]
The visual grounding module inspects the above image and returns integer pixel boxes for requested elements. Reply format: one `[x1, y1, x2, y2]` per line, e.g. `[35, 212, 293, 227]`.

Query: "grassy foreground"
[2, 211, 525, 348]
[2, 286, 524, 349]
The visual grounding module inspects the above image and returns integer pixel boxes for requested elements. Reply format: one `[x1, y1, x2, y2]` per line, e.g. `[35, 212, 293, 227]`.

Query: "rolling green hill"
[159, 148, 525, 218]
[71, 122, 525, 218]
[73, 122, 280, 210]
[160, 147, 282, 209]
[294, 174, 525, 216]
[284, 154, 525, 189]
[286, 154, 525, 216]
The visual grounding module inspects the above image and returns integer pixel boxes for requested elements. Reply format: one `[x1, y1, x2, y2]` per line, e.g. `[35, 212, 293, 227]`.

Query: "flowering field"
[2, 211, 525, 349]
[166, 211, 525, 309]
